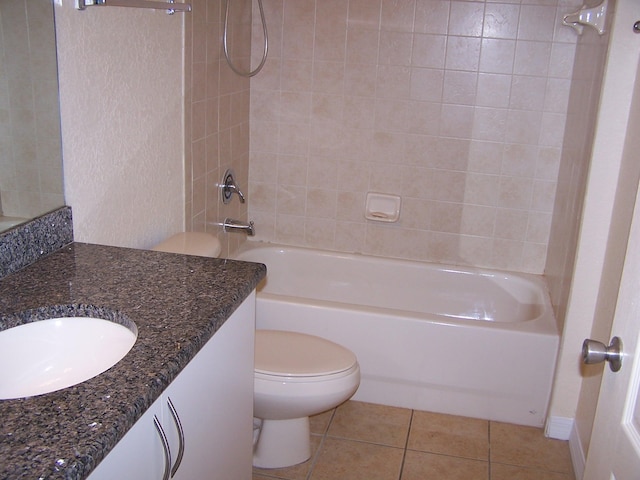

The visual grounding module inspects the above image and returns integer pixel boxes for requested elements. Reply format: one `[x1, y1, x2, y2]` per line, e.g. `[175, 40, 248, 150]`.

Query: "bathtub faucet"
[220, 169, 246, 204]
[223, 218, 255, 236]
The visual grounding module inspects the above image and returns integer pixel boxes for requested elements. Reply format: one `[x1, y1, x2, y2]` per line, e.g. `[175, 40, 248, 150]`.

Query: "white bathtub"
[234, 242, 560, 427]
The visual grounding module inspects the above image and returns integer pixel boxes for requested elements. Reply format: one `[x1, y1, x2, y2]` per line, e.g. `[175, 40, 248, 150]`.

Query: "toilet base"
[253, 417, 311, 469]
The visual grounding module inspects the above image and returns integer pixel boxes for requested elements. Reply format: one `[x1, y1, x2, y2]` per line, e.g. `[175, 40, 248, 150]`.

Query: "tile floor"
[253, 400, 575, 480]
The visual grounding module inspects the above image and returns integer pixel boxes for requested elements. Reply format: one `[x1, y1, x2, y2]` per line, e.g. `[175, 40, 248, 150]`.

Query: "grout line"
[488, 421, 492, 479]
[304, 408, 338, 480]
[397, 408, 415, 480]
[304, 434, 325, 480]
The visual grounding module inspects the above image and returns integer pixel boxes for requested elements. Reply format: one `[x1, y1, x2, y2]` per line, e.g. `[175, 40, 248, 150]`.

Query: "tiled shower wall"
[185, 0, 252, 257]
[248, 0, 580, 274]
[545, 28, 608, 324]
[0, 0, 64, 219]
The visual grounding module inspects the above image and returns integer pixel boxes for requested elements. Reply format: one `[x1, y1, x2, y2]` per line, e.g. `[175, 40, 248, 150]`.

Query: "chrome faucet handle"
[226, 184, 246, 203]
[220, 169, 246, 204]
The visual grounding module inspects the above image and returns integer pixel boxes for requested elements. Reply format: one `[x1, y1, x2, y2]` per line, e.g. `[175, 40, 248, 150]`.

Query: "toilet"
[153, 233, 361, 470]
[152, 231, 222, 257]
[253, 329, 360, 469]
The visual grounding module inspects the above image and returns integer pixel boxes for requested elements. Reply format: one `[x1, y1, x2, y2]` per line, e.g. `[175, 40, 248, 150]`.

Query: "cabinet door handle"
[167, 397, 185, 477]
[153, 415, 172, 480]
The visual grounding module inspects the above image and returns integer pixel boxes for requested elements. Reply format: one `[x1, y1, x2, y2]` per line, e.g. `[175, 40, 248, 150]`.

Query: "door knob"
[582, 337, 623, 372]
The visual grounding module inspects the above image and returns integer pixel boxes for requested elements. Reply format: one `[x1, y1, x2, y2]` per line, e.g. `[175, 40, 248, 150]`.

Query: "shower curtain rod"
[75, 0, 192, 14]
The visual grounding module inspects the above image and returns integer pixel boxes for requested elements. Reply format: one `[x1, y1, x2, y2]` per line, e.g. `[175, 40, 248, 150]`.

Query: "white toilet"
[153, 233, 361, 469]
[253, 329, 360, 469]
[152, 231, 222, 257]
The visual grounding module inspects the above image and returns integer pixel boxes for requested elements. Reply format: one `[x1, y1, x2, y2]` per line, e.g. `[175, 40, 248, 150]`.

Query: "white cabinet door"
[167, 292, 255, 480]
[87, 399, 167, 480]
[88, 293, 255, 480]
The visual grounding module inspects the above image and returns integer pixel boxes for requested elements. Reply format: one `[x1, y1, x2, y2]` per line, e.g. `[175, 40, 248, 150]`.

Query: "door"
[582, 11, 640, 475]
[582, 181, 640, 478]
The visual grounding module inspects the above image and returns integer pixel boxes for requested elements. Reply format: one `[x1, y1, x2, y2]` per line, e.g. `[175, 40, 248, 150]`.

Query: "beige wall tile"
[483, 3, 520, 39]
[248, 0, 574, 273]
[186, 0, 250, 256]
[415, 0, 450, 34]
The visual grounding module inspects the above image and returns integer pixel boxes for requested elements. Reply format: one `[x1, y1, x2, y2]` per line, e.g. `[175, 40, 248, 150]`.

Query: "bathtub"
[234, 242, 559, 427]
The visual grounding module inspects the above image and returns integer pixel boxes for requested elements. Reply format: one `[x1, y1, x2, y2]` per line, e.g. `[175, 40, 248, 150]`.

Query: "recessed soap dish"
[365, 192, 401, 223]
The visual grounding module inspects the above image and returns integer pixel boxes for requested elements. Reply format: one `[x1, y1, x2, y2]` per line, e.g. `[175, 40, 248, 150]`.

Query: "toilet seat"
[255, 330, 357, 377]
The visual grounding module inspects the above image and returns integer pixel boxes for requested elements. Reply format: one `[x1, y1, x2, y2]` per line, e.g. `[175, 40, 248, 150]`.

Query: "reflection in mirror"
[0, 0, 65, 233]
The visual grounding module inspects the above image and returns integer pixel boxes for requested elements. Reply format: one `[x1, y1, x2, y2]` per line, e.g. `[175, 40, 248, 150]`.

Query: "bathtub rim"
[233, 241, 559, 336]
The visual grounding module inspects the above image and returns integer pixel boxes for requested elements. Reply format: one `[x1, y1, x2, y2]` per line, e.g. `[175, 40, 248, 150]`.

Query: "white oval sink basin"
[0, 317, 137, 399]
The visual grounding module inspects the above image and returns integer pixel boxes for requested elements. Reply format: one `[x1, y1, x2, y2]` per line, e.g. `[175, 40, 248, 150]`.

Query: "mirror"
[0, 0, 65, 233]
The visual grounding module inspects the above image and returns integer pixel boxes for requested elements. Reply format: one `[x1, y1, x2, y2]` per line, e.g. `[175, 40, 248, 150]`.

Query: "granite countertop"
[0, 242, 266, 479]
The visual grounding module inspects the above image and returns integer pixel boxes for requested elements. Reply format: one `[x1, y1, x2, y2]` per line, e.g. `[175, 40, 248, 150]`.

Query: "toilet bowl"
[152, 234, 360, 470]
[253, 329, 360, 469]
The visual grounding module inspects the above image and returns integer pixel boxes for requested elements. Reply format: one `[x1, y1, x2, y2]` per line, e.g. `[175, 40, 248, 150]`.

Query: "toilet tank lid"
[152, 232, 222, 258]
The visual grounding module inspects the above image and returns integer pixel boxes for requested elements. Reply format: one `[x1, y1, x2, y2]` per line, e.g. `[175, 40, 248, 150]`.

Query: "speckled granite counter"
[0, 242, 266, 479]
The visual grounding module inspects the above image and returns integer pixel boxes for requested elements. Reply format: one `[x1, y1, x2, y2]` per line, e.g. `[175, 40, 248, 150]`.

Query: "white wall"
[55, 0, 184, 248]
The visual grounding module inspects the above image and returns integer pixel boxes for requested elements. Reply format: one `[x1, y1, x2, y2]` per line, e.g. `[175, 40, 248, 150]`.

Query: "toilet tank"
[152, 232, 222, 258]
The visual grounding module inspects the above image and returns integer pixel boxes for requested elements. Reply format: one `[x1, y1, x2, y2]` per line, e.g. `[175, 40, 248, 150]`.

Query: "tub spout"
[223, 218, 255, 236]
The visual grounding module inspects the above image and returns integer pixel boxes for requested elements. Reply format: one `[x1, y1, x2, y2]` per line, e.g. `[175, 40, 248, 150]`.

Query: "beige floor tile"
[310, 437, 404, 480]
[408, 410, 489, 460]
[491, 463, 575, 480]
[252, 434, 322, 480]
[490, 422, 573, 474]
[310, 408, 335, 435]
[401, 450, 489, 480]
[327, 400, 412, 447]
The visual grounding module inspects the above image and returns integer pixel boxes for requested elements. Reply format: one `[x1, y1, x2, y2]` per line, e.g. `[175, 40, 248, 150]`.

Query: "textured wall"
[248, 0, 580, 273]
[543, 13, 610, 445]
[55, 0, 184, 248]
[545, 16, 609, 329]
[184, 0, 251, 257]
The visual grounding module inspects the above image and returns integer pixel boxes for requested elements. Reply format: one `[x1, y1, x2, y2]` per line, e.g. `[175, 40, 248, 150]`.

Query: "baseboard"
[546, 416, 573, 440]
[546, 416, 583, 479]
[569, 421, 586, 480]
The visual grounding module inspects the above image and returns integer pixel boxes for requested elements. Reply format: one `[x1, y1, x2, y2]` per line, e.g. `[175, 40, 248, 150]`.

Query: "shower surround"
[248, 0, 579, 274]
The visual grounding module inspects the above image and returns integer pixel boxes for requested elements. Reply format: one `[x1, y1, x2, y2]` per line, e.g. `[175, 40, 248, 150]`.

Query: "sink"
[0, 317, 137, 399]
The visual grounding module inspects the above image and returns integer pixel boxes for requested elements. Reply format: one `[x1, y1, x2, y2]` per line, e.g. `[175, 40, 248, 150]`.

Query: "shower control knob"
[582, 337, 623, 372]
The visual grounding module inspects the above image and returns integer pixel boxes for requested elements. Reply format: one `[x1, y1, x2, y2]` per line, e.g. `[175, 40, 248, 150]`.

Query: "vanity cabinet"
[88, 293, 255, 480]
